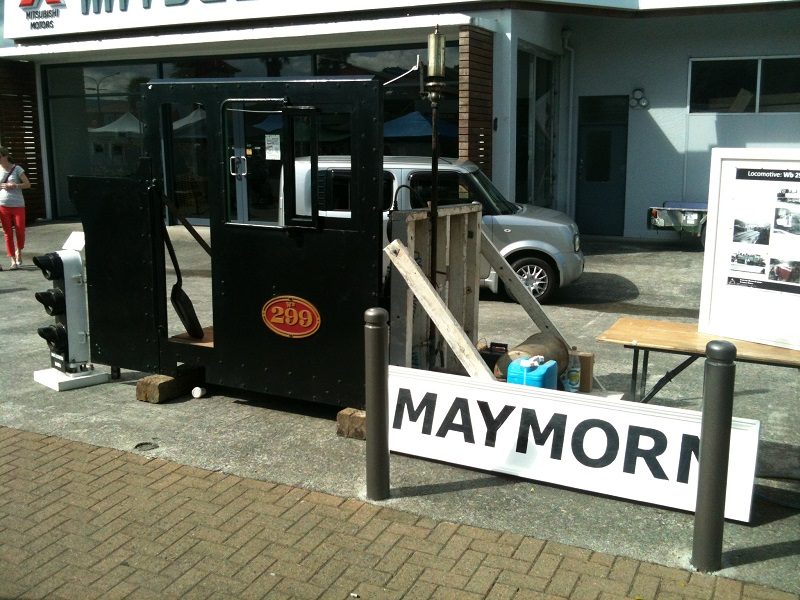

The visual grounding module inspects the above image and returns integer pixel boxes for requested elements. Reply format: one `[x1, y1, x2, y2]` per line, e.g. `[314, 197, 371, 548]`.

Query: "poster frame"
[699, 148, 800, 351]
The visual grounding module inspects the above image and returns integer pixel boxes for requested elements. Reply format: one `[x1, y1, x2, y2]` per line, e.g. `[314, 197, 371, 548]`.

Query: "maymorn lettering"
[392, 388, 699, 482]
[387, 366, 759, 521]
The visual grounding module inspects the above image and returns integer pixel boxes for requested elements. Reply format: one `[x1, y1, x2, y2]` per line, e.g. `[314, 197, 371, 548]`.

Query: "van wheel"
[509, 257, 556, 304]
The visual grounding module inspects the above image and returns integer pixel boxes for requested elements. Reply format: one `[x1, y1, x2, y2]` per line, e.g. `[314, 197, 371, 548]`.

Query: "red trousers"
[0, 206, 25, 258]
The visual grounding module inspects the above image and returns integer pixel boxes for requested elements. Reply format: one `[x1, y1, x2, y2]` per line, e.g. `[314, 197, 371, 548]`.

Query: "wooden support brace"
[480, 231, 571, 349]
[385, 239, 496, 381]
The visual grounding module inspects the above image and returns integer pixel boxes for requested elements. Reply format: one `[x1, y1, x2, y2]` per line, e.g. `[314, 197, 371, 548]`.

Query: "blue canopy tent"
[383, 111, 457, 138]
[254, 114, 281, 132]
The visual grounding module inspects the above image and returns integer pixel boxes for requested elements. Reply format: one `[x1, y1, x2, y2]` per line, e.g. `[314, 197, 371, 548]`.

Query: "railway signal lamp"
[33, 250, 90, 373]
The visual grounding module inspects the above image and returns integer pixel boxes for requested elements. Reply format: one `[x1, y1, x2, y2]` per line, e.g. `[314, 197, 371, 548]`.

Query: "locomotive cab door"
[143, 78, 385, 408]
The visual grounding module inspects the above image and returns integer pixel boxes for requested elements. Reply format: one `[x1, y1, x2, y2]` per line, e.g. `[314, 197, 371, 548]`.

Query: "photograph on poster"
[769, 258, 800, 284]
[777, 188, 800, 205]
[774, 205, 800, 237]
[699, 148, 800, 350]
[732, 217, 771, 244]
[730, 251, 766, 275]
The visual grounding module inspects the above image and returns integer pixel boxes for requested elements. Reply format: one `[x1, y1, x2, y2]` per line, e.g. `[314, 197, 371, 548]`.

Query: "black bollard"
[691, 340, 737, 573]
[364, 307, 390, 500]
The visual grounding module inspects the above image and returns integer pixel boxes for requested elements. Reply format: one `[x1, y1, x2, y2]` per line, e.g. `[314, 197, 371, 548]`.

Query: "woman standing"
[0, 146, 32, 270]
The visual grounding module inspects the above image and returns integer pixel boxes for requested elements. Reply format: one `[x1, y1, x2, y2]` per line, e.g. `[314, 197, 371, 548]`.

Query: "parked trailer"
[647, 201, 708, 246]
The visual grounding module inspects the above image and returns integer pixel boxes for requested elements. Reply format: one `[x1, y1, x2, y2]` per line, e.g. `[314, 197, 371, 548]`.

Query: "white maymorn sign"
[388, 366, 760, 522]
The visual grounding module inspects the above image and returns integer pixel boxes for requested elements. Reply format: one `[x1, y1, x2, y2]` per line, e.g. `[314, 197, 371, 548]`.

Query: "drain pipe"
[562, 28, 576, 217]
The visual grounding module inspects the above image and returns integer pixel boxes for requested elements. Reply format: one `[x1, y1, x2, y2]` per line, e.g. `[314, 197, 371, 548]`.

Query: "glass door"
[516, 50, 556, 207]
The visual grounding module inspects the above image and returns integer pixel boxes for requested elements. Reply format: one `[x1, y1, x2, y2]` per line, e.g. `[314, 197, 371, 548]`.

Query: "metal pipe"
[364, 307, 390, 500]
[691, 340, 737, 573]
[426, 26, 446, 370]
[427, 94, 440, 370]
[430, 93, 439, 290]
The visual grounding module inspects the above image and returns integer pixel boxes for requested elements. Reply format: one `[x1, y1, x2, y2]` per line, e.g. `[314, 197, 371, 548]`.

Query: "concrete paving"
[1, 219, 798, 599]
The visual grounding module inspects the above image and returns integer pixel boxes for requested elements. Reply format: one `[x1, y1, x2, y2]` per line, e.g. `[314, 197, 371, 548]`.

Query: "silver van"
[290, 156, 584, 303]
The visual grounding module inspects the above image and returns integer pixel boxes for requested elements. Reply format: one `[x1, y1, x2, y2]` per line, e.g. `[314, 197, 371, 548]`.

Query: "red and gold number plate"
[261, 295, 321, 339]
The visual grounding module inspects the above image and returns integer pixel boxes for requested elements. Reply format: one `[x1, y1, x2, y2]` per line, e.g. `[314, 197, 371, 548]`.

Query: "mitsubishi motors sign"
[15, 0, 66, 33]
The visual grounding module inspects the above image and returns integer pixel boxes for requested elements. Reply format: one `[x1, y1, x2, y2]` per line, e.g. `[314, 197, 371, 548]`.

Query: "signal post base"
[34, 367, 111, 391]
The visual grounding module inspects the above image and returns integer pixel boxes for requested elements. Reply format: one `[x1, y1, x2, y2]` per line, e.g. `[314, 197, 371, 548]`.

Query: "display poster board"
[388, 366, 760, 522]
[699, 148, 800, 351]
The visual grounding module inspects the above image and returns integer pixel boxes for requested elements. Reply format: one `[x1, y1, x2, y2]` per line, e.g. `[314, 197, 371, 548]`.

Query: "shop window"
[264, 56, 314, 76]
[317, 46, 459, 157]
[165, 58, 245, 78]
[162, 56, 314, 78]
[690, 57, 800, 113]
[690, 59, 757, 113]
[760, 57, 800, 112]
[47, 64, 154, 97]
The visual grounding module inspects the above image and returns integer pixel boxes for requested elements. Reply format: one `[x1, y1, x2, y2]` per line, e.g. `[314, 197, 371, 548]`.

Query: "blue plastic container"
[506, 357, 558, 389]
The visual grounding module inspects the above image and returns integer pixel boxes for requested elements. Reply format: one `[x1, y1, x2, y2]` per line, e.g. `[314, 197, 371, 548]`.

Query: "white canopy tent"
[88, 111, 143, 135]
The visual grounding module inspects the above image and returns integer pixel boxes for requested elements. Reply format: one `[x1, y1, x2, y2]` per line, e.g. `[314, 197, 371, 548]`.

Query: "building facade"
[1, 0, 798, 239]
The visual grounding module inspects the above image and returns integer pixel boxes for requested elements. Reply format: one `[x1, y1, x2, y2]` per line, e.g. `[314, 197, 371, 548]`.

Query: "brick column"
[458, 26, 493, 177]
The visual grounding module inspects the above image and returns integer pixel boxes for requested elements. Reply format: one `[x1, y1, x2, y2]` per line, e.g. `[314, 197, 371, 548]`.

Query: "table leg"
[641, 355, 699, 404]
[640, 350, 650, 403]
[631, 347, 640, 401]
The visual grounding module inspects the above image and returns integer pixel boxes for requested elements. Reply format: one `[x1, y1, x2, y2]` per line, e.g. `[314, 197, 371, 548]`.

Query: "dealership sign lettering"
[5, 0, 449, 39]
[13, 0, 248, 34]
[388, 366, 759, 522]
[80, 0, 234, 16]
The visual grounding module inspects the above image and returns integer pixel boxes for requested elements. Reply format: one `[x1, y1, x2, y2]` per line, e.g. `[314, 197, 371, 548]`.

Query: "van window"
[320, 170, 394, 214]
[408, 171, 482, 210]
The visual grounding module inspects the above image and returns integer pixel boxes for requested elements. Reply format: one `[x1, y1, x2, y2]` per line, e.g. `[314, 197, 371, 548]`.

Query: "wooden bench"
[597, 317, 800, 402]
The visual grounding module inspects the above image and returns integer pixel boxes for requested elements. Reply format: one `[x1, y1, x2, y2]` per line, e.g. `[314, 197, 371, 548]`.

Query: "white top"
[0, 164, 25, 208]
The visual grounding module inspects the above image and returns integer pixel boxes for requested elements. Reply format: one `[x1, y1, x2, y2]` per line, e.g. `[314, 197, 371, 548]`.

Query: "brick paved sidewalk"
[0, 426, 796, 600]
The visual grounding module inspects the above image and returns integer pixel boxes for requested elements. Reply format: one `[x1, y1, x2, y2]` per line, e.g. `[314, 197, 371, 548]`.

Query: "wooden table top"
[597, 317, 800, 368]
